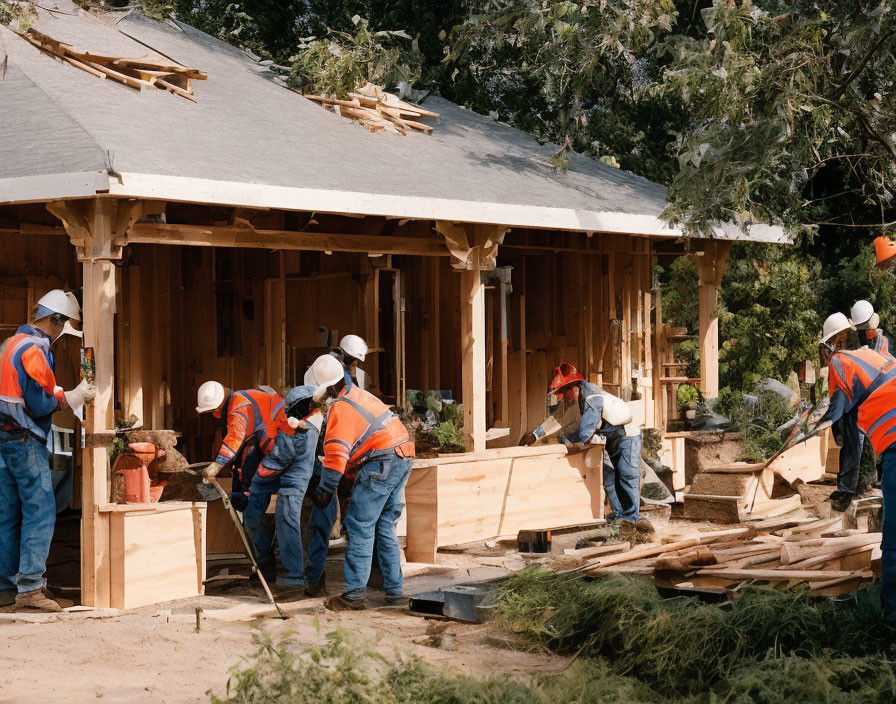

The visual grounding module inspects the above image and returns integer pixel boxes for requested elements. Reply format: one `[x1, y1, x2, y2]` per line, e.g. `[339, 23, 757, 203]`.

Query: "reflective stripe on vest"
[0, 334, 49, 404]
[331, 393, 399, 466]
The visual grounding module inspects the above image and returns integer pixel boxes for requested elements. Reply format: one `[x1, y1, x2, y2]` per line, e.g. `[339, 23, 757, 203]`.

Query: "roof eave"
[0, 172, 110, 206]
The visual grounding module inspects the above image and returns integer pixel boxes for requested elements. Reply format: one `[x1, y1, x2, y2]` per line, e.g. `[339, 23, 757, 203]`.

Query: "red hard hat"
[548, 363, 584, 393]
[874, 236, 896, 270]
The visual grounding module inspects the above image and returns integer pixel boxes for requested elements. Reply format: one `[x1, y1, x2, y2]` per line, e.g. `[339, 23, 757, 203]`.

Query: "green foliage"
[0, 0, 34, 26]
[427, 421, 465, 452]
[657, 0, 896, 236]
[719, 243, 822, 392]
[495, 569, 896, 695]
[287, 16, 423, 97]
[676, 383, 699, 408]
[714, 388, 796, 461]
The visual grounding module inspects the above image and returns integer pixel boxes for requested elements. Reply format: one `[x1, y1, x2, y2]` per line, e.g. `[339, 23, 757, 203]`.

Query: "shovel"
[184, 463, 286, 619]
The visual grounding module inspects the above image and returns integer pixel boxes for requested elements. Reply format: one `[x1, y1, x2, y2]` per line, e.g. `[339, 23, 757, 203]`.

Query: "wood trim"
[121, 223, 449, 256]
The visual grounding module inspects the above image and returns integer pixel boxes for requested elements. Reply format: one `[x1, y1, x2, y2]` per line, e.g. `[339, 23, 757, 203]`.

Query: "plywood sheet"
[110, 503, 206, 610]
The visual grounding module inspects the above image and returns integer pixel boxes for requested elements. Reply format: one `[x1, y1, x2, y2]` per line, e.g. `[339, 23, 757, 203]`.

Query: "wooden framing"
[693, 241, 732, 399]
[0, 194, 745, 610]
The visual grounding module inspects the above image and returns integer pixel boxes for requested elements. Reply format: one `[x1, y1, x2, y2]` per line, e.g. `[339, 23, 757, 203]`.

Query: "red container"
[112, 443, 168, 504]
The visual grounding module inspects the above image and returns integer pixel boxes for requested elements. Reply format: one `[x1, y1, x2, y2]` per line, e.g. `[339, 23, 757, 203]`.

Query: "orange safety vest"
[865, 328, 892, 357]
[215, 388, 285, 466]
[322, 385, 414, 476]
[829, 348, 896, 455]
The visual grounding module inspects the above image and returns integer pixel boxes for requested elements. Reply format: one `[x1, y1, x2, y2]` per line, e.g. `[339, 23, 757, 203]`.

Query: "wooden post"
[80, 199, 117, 608]
[694, 241, 732, 399]
[461, 252, 487, 452]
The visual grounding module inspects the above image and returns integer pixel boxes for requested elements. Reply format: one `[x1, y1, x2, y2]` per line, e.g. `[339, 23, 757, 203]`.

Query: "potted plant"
[677, 383, 701, 422]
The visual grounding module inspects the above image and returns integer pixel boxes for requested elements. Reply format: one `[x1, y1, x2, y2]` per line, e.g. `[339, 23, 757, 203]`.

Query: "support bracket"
[435, 221, 509, 270]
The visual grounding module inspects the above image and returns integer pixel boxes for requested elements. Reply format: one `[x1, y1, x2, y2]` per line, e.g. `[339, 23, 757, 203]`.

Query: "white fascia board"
[0, 172, 110, 205]
[108, 172, 684, 238]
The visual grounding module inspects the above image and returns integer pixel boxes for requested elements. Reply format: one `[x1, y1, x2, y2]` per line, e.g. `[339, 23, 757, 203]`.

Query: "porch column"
[693, 241, 732, 399]
[48, 197, 129, 607]
[436, 222, 508, 453]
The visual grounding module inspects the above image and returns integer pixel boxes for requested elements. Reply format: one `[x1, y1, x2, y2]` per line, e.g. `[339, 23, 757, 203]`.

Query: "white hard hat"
[303, 367, 315, 386]
[820, 312, 854, 345]
[850, 300, 875, 327]
[36, 289, 81, 321]
[308, 354, 346, 402]
[339, 334, 368, 362]
[196, 381, 226, 413]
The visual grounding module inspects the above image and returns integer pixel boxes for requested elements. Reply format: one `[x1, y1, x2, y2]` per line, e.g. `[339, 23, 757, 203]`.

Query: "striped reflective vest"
[0, 326, 63, 439]
[214, 388, 285, 466]
[864, 328, 893, 357]
[322, 385, 414, 476]
[829, 348, 896, 455]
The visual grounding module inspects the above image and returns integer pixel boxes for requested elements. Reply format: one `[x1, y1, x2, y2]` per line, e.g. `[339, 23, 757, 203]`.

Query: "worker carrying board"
[519, 362, 644, 524]
[0, 290, 96, 612]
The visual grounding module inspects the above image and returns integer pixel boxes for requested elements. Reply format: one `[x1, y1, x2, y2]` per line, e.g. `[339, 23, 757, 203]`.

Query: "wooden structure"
[0, 3, 786, 608]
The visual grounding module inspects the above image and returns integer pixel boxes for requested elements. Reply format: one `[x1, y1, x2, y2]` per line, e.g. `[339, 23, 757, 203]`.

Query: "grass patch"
[493, 569, 896, 695]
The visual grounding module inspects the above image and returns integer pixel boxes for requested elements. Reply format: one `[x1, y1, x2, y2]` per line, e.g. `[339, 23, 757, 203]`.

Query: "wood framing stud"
[692, 241, 733, 398]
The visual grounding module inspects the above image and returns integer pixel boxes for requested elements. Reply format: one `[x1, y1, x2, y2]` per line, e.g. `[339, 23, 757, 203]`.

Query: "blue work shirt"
[260, 413, 322, 490]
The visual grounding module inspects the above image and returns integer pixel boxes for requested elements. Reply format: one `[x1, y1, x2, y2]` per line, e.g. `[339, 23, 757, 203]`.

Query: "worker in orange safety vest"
[305, 353, 415, 611]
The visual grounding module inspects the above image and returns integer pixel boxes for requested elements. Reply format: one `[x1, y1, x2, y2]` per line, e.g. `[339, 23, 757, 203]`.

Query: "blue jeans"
[305, 490, 338, 587]
[836, 411, 864, 494]
[0, 431, 55, 593]
[603, 432, 641, 521]
[881, 449, 896, 611]
[342, 455, 411, 600]
[242, 472, 278, 570]
[273, 456, 315, 587]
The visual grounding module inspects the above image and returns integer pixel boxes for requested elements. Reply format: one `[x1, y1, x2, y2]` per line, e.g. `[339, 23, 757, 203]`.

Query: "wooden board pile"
[305, 82, 439, 135]
[565, 517, 879, 597]
[16, 29, 207, 102]
[683, 463, 802, 523]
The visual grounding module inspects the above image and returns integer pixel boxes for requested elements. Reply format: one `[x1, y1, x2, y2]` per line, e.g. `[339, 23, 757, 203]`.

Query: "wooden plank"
[697, 567, 857, 581]
[124, 223, 449, 256]
[80, 200, 116, 608]
[109, 505, 207, 609]
[404, 466, 439, 563]
[461, 251, 487, 452]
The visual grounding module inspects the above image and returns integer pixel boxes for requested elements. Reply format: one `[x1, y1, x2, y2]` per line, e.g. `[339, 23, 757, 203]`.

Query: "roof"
[0, 3, 786, 243]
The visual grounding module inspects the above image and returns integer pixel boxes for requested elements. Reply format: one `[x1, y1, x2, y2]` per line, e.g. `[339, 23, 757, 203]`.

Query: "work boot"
[0, 590, 16, 607]
[324, 594, 367, 612]
[304, 572, 327, 598]
[15, 589, 62, 612]
[384, 593, 407, 606]
[828, 490, 855, 513]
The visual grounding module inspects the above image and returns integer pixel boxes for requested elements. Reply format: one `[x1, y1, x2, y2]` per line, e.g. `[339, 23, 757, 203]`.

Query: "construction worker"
[851, 300, 895, 357]
[196, 382, 285, 580]
[305, 333, 370, 391]
[816, 328, 896, 617]
[819, 313, 864, 510]
[520, 363, 642, 523]
[255, 385, 322, 590]
[306, 353, 415, 610]
[0, 290, 96, 612]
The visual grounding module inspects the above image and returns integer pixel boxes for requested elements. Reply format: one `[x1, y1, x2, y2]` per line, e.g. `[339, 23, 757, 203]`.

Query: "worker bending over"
[255, 385, 322, 590]
[196, 382, 284, 580]
[817, 330, 896, 616]
[820, 313, 865, 510]
[520, 363, 642, 523]
[306, 353, 415, 610]
[0, 290, 95, 612]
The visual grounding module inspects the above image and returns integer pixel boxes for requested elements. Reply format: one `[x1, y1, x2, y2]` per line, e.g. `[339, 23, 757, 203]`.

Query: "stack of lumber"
[566, 518, 879, 597]
[683, 463, 802, 523]
[16, 28, 206, 102]
[305, 81, 438, 135]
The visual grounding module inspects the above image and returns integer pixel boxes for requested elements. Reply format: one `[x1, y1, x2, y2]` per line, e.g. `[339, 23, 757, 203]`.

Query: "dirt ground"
[0, 499, 835, 704]
[0, 549, 570, 704]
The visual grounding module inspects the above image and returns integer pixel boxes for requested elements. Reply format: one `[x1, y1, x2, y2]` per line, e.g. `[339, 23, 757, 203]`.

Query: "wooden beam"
[461, 252, 487, 452]
[122, 223, 449, 256]
[80, 199, 117, 608]
[694, 241, 733, 398]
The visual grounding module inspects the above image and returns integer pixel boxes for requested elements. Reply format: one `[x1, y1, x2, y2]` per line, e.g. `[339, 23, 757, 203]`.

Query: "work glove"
[312, 486, 334, 510]
[519, 432, 536, 447]
[202, 462, 224, 481]
[63, 378, 97, 409]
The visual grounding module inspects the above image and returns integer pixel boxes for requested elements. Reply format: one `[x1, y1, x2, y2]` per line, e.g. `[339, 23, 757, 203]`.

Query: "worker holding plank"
[196, 382, 285, 580]
[519, 363, 643, 524]
[818, 331, 896, 617]
[0, 290, 95, 612]
[254, 385, 323, 591]
[306, 353, 415, 611]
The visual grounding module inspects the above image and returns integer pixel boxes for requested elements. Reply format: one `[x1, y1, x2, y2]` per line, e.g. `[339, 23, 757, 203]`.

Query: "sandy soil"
[0, 554, 566, 704]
